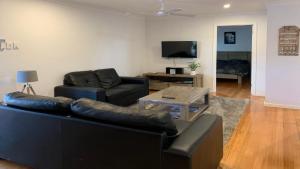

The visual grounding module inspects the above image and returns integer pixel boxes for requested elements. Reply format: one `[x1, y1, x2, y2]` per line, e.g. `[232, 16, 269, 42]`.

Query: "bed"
[217, 52, 251, 85]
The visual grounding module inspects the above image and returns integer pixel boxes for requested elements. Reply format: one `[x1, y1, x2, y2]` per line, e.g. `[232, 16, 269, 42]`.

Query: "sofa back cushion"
[94, 68, 122, 89]
[4, 92, 74, 114]
[64, 71, 101, 88]
[71, 98, 178, 136]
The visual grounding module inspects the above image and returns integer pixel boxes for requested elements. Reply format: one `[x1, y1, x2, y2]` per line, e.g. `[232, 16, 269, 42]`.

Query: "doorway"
[215, 25, 253, 98]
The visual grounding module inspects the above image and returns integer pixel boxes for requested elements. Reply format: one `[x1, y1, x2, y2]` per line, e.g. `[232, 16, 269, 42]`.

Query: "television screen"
[162, 41, 197, 58]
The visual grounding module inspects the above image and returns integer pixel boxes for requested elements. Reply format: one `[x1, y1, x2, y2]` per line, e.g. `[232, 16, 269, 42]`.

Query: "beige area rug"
[132, 95, 249, 144]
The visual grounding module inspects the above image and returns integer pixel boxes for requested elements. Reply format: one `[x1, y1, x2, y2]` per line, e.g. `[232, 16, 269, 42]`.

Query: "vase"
[190, 71, 196, 75]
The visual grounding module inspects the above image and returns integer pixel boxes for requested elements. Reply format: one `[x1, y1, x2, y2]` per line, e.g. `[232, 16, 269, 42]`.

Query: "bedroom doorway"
[215, 25, 253, 98]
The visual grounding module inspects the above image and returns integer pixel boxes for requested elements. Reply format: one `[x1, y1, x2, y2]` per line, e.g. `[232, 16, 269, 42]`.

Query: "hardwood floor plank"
[0, 160, 29, 169]
[218, 79, 300, 169]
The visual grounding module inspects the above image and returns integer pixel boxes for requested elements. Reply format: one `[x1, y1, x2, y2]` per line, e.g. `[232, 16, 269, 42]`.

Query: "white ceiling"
[63, 0, 279, 16]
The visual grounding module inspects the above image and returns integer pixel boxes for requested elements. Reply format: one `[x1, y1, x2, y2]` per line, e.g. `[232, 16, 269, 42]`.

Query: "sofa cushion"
[64, 71, 101, 88]
[105, 84, 145, 101]
[4, 92, 74, 114]
[94, 68, 122, 89]
[71, 98, 178, 136]
[105, 84, 146, 106]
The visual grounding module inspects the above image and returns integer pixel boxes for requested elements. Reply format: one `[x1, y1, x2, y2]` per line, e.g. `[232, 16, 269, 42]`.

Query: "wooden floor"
[216, 79, 300, 169]
[0, 79, 299, 169]
[0, 161, 29, 169]
[216, 78, 251, 99]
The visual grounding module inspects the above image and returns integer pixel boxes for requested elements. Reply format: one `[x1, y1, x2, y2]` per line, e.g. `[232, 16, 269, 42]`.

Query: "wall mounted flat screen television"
[162, 41, 197, 58]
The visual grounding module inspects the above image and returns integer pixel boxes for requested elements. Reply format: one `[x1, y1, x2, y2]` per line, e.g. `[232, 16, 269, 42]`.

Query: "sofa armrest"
[121, 76, 149, 85]
[54, 86, 106, 101]
[163, 114, 223, 169]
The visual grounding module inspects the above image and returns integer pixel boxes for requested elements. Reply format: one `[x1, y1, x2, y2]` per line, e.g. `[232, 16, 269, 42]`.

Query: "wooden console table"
[143, 72, 203, 91]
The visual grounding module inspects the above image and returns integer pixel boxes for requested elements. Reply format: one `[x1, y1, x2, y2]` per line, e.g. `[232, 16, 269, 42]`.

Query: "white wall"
[0, 0, 269, 98]
[265, 1, 300, 108]
[144, 14, 267, 95]
[0, 0, 146, 97]
[217, 25, 252, 52]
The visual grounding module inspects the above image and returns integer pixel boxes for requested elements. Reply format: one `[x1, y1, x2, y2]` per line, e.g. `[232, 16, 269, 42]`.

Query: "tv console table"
[143, 72, 203, 91]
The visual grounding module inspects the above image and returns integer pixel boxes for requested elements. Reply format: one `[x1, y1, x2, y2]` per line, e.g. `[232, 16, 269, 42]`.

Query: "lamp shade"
[17, 71, 38, 83]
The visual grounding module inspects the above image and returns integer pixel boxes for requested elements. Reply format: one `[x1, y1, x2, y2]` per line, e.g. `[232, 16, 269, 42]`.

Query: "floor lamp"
[17, 70, 38, 95]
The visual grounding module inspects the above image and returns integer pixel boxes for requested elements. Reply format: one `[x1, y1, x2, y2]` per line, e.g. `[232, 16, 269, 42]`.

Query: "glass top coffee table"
[139, 86, 210, 121]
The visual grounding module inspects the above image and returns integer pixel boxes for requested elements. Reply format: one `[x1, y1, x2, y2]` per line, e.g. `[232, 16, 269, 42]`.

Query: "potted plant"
[188, 61, 200, 75]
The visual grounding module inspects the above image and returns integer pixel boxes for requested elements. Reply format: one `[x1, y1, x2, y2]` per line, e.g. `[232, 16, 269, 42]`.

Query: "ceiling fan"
[155, 0, 195, 17]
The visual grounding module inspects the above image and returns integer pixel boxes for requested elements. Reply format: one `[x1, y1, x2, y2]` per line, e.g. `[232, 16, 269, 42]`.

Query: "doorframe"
[212, 23, 257, 95]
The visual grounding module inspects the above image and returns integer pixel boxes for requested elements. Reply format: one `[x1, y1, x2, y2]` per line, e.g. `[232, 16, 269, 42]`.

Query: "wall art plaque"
[0, 39, 19, 52]
[278, 26, 300, 56]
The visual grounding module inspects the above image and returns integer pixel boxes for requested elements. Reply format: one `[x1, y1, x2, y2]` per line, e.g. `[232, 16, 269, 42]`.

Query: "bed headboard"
[217, 51, 251, 62]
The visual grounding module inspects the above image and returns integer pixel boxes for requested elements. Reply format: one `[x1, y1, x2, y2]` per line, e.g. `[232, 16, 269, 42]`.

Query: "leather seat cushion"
[4, 92, 74, 114]
[71, 98, 178, 136]
[64, 71, 101, 88]
[105, 84, 145, 101]
[94, 69, 122, 89]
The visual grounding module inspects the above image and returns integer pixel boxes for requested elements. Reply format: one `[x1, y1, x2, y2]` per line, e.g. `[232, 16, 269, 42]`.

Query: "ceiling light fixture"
[223, 3, 231, 9]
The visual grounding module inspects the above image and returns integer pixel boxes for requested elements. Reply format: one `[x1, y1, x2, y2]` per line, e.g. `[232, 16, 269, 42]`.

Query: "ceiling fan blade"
[170, 13, 196, 17]
[155, 0, 191, 17]
[167, 8, 183, 13]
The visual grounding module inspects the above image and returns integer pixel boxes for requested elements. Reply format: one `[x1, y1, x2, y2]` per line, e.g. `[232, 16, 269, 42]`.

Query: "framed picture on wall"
[224, 32, 236, 44]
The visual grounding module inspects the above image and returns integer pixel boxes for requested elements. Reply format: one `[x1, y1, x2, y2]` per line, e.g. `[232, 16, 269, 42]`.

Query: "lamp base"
[21, 83, 36, 95]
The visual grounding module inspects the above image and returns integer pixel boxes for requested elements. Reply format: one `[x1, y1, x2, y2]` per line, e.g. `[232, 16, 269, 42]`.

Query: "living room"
[0, 0, 300, 169]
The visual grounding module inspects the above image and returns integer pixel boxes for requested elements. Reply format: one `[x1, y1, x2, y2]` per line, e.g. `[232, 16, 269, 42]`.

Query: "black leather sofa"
[0, 92, 223, 169]
[54, 68, 149, 106]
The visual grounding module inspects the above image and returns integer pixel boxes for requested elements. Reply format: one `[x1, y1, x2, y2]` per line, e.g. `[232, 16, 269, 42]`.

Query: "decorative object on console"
[166, 67, 184, 75]
[188, 61, 200, 75]
[17, 70, 38, 95]
[278, 26, 299, 56]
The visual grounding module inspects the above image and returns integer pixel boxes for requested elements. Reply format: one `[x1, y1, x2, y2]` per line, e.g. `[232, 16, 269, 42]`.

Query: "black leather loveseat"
[54, 68, 149, 106]
[0, 92, 223, 169]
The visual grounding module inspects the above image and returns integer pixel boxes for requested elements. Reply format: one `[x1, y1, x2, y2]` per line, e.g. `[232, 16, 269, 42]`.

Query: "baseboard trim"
[264, 101, 300, 110]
